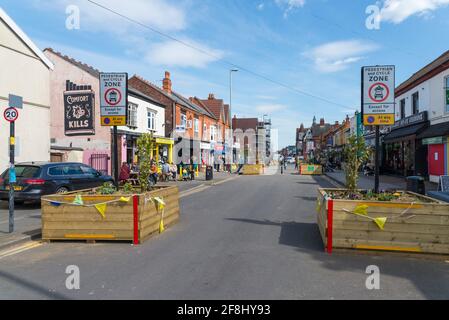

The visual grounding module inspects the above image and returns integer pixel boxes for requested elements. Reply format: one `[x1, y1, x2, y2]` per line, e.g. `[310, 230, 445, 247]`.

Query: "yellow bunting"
[316, 199, 322, 213]
[119, 197, 130, 203]
[354, 205, 369, 216]
[154, 197, 166, 211]
[374, 217, 387, 230]
[73, 195, 84, 206]
[95, 203, 107, 219]
[393, 192, 401, 197]
[159, 218, 165, 233]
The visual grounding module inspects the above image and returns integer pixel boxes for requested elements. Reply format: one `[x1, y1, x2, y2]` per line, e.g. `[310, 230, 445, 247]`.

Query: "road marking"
[0, 241, 42, 260]
[211, 176, 237, 186]
[180, 185, 210, 198]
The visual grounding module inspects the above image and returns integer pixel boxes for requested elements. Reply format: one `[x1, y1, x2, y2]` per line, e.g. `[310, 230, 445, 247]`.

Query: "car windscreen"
[2, 166, 41, 178]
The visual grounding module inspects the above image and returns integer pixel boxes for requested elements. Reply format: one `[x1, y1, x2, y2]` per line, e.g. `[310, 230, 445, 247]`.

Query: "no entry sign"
[4, 107, 19, 122]
[100, 73, 128, 126]
[362, 66, 395, 126]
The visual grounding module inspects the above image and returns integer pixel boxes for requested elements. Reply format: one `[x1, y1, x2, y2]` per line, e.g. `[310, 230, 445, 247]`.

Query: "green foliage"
[136, 132, 155, 192]
[122, 182, 134, 194]
[96, 182, 117, 195]
[343, 135, 372, 193]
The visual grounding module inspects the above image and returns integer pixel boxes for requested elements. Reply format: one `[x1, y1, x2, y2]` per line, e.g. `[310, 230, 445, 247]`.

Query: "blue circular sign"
[104, 118, 111, 125]
[368, 116, 375, 124]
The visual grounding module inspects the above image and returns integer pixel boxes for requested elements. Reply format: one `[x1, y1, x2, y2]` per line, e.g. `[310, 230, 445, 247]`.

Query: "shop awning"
[417, 122, 449, 139]
[383, 123, 428, 143]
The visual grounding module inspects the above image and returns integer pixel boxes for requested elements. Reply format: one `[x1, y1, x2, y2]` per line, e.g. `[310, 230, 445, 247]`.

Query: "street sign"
[362, 65, 395, 126]
[4, 107, 19, 122]
[100, 73, 128, 126]
[8, 94, 23, 109]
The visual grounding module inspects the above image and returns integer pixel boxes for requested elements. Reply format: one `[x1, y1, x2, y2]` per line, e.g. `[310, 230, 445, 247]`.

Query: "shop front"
[382, 112, 429, 177]
[417, 122, 449, 183]
[200, 142, 212, 168]
[154, 137, 174, 163]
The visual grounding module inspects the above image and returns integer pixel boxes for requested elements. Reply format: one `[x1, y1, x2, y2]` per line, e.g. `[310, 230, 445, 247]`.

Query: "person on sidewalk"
[119, 162, 130, 185]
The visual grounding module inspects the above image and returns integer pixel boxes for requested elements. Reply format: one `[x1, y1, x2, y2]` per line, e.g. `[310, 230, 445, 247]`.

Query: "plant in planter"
[342, 134, 371, 194]
[136, 132, 155, 192]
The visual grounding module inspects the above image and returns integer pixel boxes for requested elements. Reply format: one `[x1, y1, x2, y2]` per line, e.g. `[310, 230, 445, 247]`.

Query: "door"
[428, 144, 445, 177]
[62, 164, 87, 191]
[81, 165, 102, 189]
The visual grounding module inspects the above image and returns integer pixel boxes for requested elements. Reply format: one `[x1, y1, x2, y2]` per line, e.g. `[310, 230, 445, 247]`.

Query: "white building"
[118, 87, 169, 164]
[383, 51, 449, 181]
[0, 8, 53, 171]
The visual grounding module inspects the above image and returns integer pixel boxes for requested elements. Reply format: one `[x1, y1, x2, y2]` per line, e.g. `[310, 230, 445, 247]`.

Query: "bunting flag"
[153, 197, 166, 211]
[354, 205, 369, 215]
[119, 197, 130, 203]
[154, 197, 166, 233]
[94, 203, 107, 219]
[316, 199, 322, 213]
[72, 195, 84, 206]
[374, 217, 387, 230]
[50, 201, 61, 207]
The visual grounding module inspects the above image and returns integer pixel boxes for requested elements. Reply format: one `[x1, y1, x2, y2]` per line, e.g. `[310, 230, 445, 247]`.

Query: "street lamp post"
[229, 69, 238, 163]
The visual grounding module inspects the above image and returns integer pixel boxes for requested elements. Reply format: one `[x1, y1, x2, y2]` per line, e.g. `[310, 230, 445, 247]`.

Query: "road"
[0, 166, 448, 299]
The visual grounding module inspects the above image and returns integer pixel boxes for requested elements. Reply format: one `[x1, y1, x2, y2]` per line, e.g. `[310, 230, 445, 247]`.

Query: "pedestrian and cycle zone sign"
[100, 73, 128, 126]
[362, 66, 395, 126]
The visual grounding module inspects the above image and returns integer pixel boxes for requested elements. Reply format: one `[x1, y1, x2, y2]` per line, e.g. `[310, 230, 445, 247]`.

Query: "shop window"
[194, 118, 199, 133]
[445, 76, 449, 113]
[400, 99, 406, 119]
[127, 102, 138, 128]
[412, 92, 419, 115]
[147, 109, 156, 131]
[180, 113, 187, 127]
[210, 125, 216, 141]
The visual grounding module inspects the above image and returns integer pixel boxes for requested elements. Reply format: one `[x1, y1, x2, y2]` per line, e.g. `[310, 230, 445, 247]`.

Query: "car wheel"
[56, 187, 69, 194]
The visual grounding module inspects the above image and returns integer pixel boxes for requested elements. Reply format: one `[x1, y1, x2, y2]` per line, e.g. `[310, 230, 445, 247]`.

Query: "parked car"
[286, 157, 295, 164]
[0, 162, 114, 203]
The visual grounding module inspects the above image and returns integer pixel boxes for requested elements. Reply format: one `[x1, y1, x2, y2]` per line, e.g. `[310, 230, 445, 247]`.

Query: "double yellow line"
[0, 241, 42, 260]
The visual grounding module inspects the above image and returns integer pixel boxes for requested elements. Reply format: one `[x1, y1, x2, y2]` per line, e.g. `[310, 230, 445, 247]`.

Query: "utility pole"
[229, 69, 238, 164]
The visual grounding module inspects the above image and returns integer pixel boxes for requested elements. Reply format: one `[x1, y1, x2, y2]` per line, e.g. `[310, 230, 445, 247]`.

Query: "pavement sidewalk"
[0, 170, 237, 251]
[325, 170, 438, 192]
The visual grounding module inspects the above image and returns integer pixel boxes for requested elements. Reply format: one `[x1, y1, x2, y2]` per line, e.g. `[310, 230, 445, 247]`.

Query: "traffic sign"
[100, 73, 128, 126]
[4, 107, 19, 122]
[362, 65, 395, 125]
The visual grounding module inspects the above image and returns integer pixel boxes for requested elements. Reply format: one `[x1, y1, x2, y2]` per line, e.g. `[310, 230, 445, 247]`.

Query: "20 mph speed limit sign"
[4, 107, 19, 122]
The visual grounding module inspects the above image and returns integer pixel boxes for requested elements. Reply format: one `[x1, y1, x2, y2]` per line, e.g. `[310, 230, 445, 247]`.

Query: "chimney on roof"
[208, 93, 215, 100]
[320, 118, 325, 126]
[335, 121, 339, 126]
[163, 71, 172, 94]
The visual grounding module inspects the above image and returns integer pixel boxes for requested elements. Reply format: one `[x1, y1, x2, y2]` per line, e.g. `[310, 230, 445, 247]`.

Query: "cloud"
[255, 104, 287, 113]
[274, 0, 306, 17]
[257, 3, 265, 11]
[33, 0, 186, 32]
[379, 0, 449, 24]
[305, 40, 380, 73]
[146, 39, 224, 68]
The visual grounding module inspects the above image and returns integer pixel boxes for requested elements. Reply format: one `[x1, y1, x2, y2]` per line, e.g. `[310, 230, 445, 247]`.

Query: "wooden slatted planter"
[242, 164, 264, 175]
[41, 186, 180, 244]
[300, 165, 323, 175]
[317, 188, 449, 255]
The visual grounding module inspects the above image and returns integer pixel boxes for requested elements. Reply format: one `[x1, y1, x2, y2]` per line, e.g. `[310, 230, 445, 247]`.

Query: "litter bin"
[406, 176, 425, 195]
[206, 165, 213, 181]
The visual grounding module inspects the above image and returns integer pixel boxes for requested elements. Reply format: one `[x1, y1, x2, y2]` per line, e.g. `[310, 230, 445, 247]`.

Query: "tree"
[343, 135, 372, 193]
[136, 133, 155, 192]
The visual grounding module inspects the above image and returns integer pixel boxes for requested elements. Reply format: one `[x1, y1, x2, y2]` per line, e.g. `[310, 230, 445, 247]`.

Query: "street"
[0, 166, 448, 300]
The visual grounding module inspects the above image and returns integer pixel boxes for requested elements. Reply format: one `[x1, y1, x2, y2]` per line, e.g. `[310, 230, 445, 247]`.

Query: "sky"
[2, 0, 449, 148]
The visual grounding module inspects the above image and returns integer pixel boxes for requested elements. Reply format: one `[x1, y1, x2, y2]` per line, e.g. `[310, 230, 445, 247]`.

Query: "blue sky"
[3, 0, 449, 148]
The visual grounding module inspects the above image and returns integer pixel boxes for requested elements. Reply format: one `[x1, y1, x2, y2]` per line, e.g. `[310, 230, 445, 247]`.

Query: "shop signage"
[423, 136, 444, 145]
[362, 65, 395, 126]
[200, 142, 211, 150]
[392, 111, 428, 130]
[100, 73, 128, 126]
[64, 91, 95, 136]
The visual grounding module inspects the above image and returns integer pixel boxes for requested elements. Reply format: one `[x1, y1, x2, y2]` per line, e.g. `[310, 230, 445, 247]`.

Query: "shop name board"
[362, 65, 396, 126]
[64, 91, 95, 136]
[392, 111, 427, 130]
[100, 73, 128, 126]
[422, 136, 443, 145]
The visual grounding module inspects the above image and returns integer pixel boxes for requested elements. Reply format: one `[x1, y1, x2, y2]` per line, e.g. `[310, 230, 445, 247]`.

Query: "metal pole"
[229, 70, 233, 164]
[9, 121, 15, 233]
[113, 126, 119, 188]
[374, 126, 380, 193]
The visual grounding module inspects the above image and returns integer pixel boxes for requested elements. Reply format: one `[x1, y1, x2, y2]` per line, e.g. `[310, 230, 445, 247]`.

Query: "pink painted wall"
[45, 49, 112, 174]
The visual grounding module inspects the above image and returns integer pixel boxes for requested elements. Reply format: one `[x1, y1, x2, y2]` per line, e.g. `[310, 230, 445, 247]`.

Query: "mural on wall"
[64, 80, 95, 136]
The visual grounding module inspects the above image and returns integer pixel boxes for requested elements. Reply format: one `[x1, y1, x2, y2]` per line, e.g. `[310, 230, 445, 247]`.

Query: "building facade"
[0, 8, 53, 171]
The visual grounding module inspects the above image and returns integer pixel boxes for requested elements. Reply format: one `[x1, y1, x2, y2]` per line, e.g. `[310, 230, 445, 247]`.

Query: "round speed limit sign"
[4, 107, 19, 122]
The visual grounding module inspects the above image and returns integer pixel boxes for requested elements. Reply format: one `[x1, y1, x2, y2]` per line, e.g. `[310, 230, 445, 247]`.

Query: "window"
[81, 166, 98, 176]
[127, 103, 138, 128]
[445, 77, 449, 113]
[203, 123, 208, 139]
[210, 125, 216, 141]
[180, 113, 187, 127]
[194, 118, 199, 133]
[147, 109, 156, 131]
[400, 99, 406, 119]
[412, 92, 419, 115]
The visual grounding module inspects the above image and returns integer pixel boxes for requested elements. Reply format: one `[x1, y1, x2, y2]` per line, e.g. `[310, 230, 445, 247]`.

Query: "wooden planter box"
[41, 186, 180, 244]
[317, 188, 449, 255]
[300, 164, 323, 175]
[242, 164, 264, 175]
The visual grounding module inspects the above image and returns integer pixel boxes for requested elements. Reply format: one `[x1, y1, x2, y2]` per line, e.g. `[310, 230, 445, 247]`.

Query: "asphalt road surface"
[0, 166, 448, 299]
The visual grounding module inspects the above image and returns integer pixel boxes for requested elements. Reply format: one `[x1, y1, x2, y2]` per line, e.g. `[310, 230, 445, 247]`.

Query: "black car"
[0, 162, 114, 203]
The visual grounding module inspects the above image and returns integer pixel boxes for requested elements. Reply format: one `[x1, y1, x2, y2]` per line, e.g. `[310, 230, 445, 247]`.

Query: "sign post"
[100, 73, 128, 187]
[4, 104, 20, 233]
[362, 65, 395, 193]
